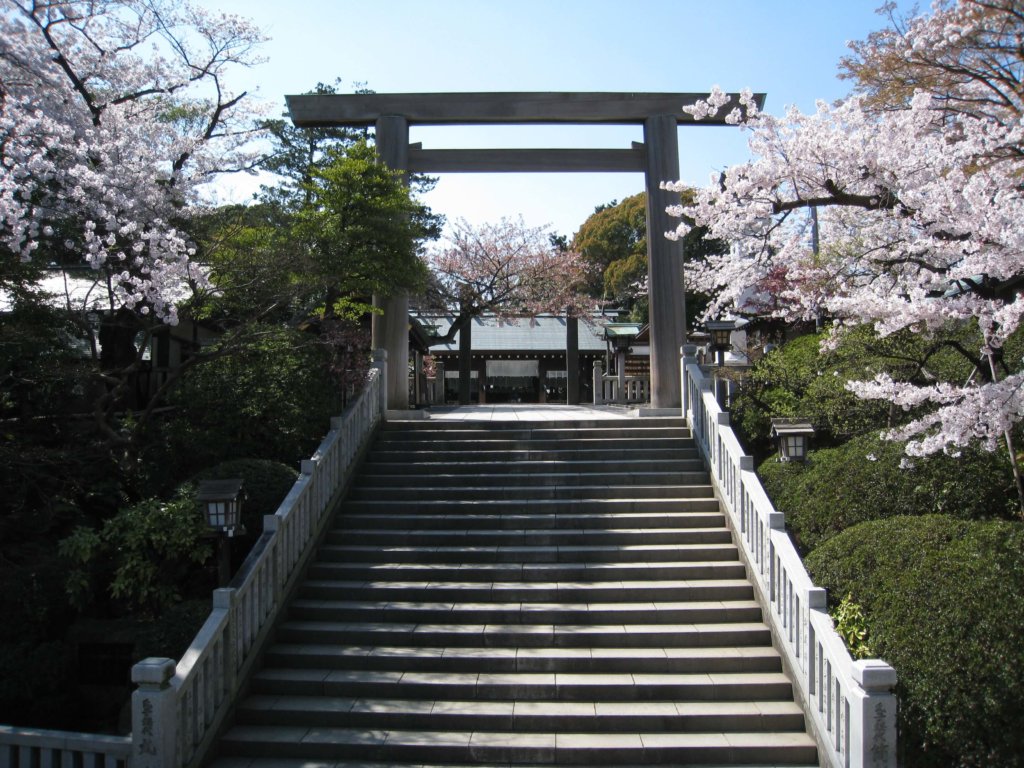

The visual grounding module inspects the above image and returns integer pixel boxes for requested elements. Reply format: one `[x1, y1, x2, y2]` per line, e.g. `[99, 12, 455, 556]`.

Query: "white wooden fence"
[0, 353, 388, 768]
[682, 351, 897, 768]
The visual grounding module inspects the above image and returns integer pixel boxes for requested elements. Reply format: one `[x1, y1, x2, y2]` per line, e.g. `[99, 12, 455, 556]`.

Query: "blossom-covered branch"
[663, 1, 1024, 457]
[0, 0, 267, 323]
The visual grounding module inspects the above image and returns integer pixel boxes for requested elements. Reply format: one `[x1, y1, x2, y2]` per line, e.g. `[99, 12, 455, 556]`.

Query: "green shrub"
[134, 598, 212, 663]
[832, 593, 874, 660]
[161, 325, 343, 473]
[806, 516, 1024, 767]
[730, 331, 894, 455]
[759, 432, 1016, 553]
[60, 496, 211, 618]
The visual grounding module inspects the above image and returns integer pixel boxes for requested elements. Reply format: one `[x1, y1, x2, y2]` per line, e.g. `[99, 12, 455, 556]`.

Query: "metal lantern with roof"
[198, 478, 246, 587]
[770, 418, 815, 462]
[197, 479, 245, 536]
[705, 319, 737, 356]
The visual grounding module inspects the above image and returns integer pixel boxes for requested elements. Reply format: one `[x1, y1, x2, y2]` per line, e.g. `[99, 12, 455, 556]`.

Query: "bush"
[60, 496, 212, 618]
[758, 432, 1016, 553]
[730, 331, 894, 455]
[806, 516, 1024, 767]
[161, 325, 343, 474]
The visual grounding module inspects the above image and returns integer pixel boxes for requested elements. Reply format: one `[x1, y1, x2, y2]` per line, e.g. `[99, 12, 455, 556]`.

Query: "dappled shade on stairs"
[210, 417, 817, 767]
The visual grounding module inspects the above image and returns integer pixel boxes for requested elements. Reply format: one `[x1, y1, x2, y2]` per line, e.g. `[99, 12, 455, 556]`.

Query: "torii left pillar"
[372, 115, 411, 410]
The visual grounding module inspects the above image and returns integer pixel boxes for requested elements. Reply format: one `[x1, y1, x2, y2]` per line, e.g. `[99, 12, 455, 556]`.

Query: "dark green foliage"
[732, 323, 1017, 458]
[806, 516, 1024, 767]
[160, 325, 343, 473]
[572, 193, 647, 301]
[570, 191, 718, 325]
[60, 496, 212, 618]
[731, 331, 893, 455]
[134, 599, 213, 666]
[759, 431, 1016, 553]
[0, 542, 78, 728]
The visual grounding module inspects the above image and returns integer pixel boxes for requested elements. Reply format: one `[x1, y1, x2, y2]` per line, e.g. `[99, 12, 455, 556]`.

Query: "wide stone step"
[298, 578, 755, 604]
[377, 426, 691, 441]
[340, 498, 721, 516]
[250, 667, 796, 702]
[380, 417, 688, 433]
[354, 470, 710, 488]
[236, 696, 806, 733]
[262, 644, 782, 674]
[211, 415, 816, 768]
[348, 484, 715, 501]
[324, 527, 732, 548]
[371, 438, 694, 453]
[366, 448, 699, 463]
[275, 620, 773, 649]
[287, 598, 764, 626]
[218, 725, 817, 765]
[361, 458, 707, 475]
[318, 542, 741, 565]
[333, 510, 724, 531]
[307, 559, 747, 583]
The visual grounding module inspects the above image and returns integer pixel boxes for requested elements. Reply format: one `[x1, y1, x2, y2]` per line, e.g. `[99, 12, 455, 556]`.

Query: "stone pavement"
[413, 404, 651, 422]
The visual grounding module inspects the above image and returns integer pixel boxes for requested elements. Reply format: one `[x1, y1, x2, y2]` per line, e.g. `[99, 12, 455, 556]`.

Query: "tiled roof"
[418, 314, 612, 354]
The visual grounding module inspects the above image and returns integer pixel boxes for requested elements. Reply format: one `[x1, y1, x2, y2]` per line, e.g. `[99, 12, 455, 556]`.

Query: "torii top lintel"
[285, 91, 766, 127]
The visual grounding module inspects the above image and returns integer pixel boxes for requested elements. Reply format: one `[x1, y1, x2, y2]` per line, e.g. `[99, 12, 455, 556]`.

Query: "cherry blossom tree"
[663, 1, 1024, 508]
[1, 0, 266, 323]
[422, 217, 587, 403]
[1, 0, 269, 447]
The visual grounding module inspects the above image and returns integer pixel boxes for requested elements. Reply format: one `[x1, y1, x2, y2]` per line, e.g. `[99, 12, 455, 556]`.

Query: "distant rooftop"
[416, 313, 615, 354]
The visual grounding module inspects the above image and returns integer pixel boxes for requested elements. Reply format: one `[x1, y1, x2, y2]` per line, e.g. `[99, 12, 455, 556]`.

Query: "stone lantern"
[770, 418, 815, 462]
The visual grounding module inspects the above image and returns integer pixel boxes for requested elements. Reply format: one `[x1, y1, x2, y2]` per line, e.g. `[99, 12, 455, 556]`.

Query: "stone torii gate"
[286, 91, 763, 410]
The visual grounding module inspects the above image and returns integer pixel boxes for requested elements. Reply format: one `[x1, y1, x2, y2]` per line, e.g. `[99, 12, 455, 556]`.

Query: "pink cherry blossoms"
[664, 2, 1024, 456]
[427, 217, 587, 321]
[0, 0, 266, 323]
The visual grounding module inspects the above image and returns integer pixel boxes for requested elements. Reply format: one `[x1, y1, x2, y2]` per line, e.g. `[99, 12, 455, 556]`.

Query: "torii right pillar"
[644, 114, 686, 410]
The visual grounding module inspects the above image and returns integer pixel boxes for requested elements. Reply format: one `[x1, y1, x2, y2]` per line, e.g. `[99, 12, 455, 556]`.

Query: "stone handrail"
[0, 725, 130, 767]
[0, 354, 387, 768]
[591, 362, 650, 405]
[682, 353, 897, 768]
[130, 356, 387, 768]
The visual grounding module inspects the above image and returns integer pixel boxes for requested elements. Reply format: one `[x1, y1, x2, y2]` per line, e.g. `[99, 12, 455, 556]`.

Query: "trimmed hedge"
[758, 432, 1016, 553]
[806, 516, 1024, 767]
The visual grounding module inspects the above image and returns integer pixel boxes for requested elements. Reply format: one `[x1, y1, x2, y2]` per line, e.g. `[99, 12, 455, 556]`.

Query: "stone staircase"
[211, 417, 818, 767]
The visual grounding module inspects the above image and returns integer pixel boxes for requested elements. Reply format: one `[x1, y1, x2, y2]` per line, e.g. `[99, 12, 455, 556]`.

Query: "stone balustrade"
[682, 350, 897, 768]
[0, 354, 387, 768]
[591, 361, 650, 404]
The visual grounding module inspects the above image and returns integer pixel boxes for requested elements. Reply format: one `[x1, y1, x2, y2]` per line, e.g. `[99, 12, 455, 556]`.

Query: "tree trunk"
[988, 352, 1024, 517]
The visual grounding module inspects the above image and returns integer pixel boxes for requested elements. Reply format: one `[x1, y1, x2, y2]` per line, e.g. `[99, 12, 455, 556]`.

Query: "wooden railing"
[0, 353, 388, 768]
[682, 352, 897, 768]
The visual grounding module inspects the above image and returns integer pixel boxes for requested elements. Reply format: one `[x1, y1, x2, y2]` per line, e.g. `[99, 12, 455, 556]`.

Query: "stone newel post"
[131, 657, 177, 767]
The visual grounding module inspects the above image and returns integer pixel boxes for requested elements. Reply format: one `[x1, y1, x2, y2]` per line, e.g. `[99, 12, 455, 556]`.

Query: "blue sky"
[205, 0, 912, 238]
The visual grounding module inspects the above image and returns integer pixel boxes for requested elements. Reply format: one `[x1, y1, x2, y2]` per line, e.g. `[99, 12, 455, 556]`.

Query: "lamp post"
[770, 419, 815, 463]
[705, 319, 737, 367]
[197, 478, 245, 587]
[604, 323, 640, 404]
